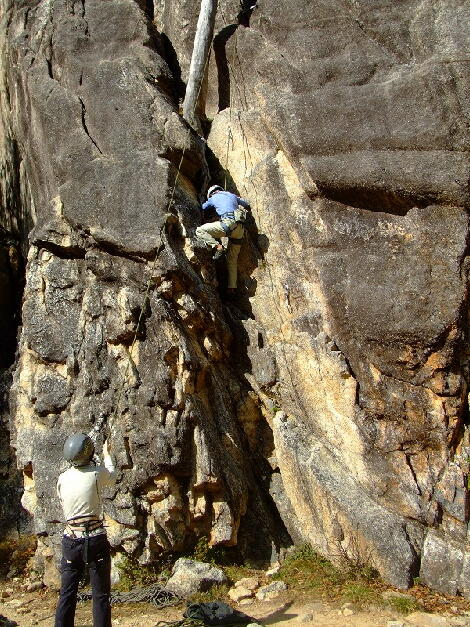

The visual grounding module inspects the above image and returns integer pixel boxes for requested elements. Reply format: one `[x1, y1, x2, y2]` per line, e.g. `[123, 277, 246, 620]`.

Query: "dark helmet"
[63, 433, 94, 467]
[207, 185, 223, 200]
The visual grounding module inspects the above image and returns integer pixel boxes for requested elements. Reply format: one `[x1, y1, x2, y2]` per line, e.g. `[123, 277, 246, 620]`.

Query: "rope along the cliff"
[217, 6, 313, 421]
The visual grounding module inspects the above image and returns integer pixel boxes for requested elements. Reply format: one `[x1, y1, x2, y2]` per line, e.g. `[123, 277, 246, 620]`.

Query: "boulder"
[228, 586, 253, 603]
[255, 581, 287, 601]
[234, 577, 259, 591]
[165, 558, 228, 597]
[419, 531, 466, 596]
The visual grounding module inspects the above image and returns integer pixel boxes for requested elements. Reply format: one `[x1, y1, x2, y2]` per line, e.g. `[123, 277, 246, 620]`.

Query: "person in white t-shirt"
[55, 433, 117, 627]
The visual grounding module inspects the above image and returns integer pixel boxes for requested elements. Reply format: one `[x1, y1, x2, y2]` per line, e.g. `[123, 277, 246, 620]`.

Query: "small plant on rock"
[115, 554, 171, 591]
[386, 595, 421, 614]
[189, 583, 230, 604]
[189, 536, 243, 567]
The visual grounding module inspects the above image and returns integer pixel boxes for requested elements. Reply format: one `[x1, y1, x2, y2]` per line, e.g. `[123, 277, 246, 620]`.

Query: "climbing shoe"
[212, 246, 225, 260]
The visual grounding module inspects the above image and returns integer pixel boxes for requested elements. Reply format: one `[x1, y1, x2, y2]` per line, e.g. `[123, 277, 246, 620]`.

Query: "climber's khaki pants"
[196, 221, 244, 289]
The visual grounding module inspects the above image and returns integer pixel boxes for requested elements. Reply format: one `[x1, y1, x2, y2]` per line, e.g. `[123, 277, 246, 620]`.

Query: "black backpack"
[184, 601, 255, 626]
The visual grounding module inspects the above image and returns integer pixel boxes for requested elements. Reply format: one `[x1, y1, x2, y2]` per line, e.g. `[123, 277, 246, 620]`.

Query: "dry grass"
[0, 535, 36, 578]
[272, 544, 422, 614]
[189, 583, 231, 604]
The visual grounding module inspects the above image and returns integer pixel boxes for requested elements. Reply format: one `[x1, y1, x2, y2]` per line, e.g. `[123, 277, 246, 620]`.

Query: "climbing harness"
[65, 516, 104, 537]
[220, 213, 237, 234]
[234, 206, 248, 224]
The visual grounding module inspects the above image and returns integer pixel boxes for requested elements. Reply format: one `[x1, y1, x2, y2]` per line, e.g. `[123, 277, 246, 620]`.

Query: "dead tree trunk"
[182, 0, 218, 131]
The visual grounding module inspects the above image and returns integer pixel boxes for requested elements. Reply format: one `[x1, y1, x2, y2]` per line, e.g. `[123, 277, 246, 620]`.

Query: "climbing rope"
[77, 583, 181, 607]
[155, 620, 203, 627]
[217, 5, 314, 421]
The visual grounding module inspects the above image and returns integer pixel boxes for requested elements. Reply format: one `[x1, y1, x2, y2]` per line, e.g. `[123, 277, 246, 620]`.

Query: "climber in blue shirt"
[201, 188, 250, 217]
[196, 185, 250, 294]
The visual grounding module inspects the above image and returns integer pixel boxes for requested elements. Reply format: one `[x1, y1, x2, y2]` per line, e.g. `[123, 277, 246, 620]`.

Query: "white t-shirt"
[57, 454, 117, 522]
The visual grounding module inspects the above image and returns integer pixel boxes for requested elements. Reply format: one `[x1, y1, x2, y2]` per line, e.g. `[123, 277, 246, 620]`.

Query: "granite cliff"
[0, 0, 469, 596]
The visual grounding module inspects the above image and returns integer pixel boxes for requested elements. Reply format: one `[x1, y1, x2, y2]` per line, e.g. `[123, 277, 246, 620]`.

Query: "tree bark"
[182, 0, 218, 131]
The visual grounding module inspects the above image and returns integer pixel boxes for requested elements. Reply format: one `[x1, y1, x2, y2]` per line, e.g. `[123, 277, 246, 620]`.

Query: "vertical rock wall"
[1, 0, 469, 594]
[0, 2, 31, 537]
[200, 0, 470, 593]
[0, 0, 289, 585]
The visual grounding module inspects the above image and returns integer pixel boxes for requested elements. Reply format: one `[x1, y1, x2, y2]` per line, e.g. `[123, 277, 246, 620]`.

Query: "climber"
[196, 185, 250, 295]
[54, 433, 117, 627]
[238, 0, 258, 25]
[239, 0, 258, 13]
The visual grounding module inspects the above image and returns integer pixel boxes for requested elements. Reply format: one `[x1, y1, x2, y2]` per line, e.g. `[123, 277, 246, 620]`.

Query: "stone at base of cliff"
[235, 577, 259, 591]
[419, 531, 468, 597]
[405, 613, 455, 627]
[228, 586, 253, 602]
[164, 558, 228, 597]
[255, 581, 287, 600]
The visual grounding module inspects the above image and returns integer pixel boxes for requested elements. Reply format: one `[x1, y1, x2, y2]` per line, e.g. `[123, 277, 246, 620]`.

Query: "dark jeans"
[55, 533, 111, 627]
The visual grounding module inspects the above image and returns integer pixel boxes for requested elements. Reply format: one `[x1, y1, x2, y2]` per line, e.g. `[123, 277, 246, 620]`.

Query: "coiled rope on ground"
[77, 583, 181, 607]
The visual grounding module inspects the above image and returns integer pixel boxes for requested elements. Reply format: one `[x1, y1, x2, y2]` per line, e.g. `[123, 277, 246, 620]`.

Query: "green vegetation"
[189, 583, 230, 604]
[385, 595, 421, 614]
[189, 536, 243, 568]
[114, 540, 425, 616]
[273, 544, 349, 592]
[342, 582, 380, 605]
[273, 543, 422, 614]
[115, 554, 172, 591]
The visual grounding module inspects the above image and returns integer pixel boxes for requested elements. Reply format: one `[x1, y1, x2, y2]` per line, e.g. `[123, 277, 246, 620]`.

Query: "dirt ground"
[2, 581, 470, 627]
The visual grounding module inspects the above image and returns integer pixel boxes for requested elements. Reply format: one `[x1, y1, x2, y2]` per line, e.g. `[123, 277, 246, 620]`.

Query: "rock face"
[0, 0, 289, 569]
[0, 0, 469, 595]
[0, 186, 29, 538]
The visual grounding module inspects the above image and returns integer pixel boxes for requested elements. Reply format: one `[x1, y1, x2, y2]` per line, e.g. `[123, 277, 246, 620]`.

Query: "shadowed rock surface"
[0, 0, 469, 594]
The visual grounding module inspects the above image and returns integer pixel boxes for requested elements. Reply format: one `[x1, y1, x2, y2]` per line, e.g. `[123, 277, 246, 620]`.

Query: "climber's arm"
[201, 199, 214, 211]
[236, 197, 250, 209]
[97, 439, 117, 488]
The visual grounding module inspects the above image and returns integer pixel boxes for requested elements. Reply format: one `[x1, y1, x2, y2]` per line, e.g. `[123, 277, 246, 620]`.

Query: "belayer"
[196, 185, 250, 295]
[55, 433, 117, 627]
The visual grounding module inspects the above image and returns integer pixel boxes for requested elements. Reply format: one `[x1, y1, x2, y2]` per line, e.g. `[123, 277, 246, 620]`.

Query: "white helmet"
[207, 185, 223, 200]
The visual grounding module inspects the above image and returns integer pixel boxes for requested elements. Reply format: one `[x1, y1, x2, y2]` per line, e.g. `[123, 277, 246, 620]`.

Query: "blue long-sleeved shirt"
[201, 191, 250, 218]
